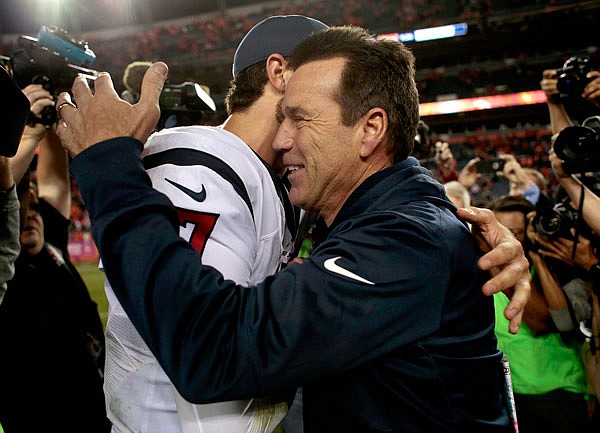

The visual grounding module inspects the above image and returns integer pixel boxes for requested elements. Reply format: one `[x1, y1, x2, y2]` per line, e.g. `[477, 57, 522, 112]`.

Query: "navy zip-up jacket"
[72, 138, 511, 433]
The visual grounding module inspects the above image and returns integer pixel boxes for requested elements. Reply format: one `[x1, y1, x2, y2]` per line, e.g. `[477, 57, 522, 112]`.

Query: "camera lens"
[554, 126, 596, 161]
[557, 73, 583, 97]
[535, 212, 562, 238]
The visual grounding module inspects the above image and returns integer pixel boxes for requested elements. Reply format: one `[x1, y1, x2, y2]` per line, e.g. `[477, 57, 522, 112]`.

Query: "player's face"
[274, 57, 361, 223]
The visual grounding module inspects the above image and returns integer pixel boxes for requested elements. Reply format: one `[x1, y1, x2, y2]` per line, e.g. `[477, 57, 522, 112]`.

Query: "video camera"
[556, 56, 593, 99]
[553, 115, 600, 174]
[158, 82, 216, 129]
[1, 26, 99, 126]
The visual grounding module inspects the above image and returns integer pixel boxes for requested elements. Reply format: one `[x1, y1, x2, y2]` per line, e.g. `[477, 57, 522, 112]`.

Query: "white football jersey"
[103, 125, 294, 433]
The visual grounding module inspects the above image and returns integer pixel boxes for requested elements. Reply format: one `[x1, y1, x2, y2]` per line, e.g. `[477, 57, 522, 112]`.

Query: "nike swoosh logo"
[165, 178, 207, 202]
[323, 257, 374, 285]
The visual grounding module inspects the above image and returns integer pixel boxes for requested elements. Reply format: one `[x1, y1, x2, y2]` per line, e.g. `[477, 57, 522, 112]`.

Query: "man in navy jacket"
[57, 25, 529, 432]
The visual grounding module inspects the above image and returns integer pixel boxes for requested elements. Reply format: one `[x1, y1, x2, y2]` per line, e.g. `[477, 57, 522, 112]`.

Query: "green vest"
[494, 292, 587, 395]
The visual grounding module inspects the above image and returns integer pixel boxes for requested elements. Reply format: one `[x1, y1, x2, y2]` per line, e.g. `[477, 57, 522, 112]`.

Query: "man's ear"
[265, 53, 288, 94]
[359, 107, 388, 158]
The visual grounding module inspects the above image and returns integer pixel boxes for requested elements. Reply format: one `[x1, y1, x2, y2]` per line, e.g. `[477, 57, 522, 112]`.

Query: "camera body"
[533, 199, 578, 240]
[553, 115, 600, 174]
[412, 120, 432, 160]
[556, 56, 593, 99]
[158, 82, 216, 129]
[532, 194, 594, 241]
[475, 158, 505, 174]
[1, 26, 98, 126]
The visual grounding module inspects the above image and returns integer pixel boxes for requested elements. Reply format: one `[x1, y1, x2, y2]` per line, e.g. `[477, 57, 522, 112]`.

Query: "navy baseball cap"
[232, 15, 328, 78]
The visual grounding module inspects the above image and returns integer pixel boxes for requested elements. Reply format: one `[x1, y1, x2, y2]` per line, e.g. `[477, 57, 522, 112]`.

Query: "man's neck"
[222, 99, 279, 167]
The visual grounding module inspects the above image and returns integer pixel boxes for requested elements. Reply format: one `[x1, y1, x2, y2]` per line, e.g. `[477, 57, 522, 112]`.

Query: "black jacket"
[0, 200, 109, 433]
[73, 137, 511, 432]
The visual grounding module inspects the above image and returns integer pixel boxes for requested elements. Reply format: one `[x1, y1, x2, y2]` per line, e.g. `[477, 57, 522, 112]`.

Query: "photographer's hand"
[535, 231, 599, 271]
[56, 62, 168, 157]
[500, 154, 532, 193]
[540, 69, 560, 100]
[8, 84, 55, 183]
[457, 157, 481, 189]
[548, 147, 572, 181]
[541, 69, 573, 134]
[21, 84, 54, 141]
[434, 141, 457, 177]
[583, 70, 600, 108]
[458, 206, 531, 334]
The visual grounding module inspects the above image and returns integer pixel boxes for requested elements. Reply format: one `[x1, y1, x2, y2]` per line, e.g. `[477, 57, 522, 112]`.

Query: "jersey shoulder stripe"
[143, 148, 254, 220]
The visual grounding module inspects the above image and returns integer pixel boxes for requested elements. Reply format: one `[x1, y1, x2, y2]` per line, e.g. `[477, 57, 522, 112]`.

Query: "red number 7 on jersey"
[176, 208, 219, 255]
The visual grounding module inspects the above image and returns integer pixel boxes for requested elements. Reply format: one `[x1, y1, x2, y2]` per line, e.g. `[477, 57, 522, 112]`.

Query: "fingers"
[137, 62, 168, 109]
[132, 62, 168, 141]
[55, 93, 77, 123]
[71, 74, 94, 108]
[481, 249, 530, 334]
[92, 71, 120, 100]
[542, 69, 558, 79]
[583, 71, 600, 99]
[57, 101, 76, 121]
[30, 98, 55, 117]
[504, 278, 530, 334]
[479, 237, 523, 274]
[56, 63, 168, 156]
[463, 157, 480, 171]
[22, 85, 53, 105]
[457, 206, 494, 225]
[55, 92, 80, 156]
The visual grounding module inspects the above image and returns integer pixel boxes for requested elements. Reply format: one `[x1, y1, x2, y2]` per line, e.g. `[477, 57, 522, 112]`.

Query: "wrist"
[587, 260, 600, 282]
[546, 94, 562, 105]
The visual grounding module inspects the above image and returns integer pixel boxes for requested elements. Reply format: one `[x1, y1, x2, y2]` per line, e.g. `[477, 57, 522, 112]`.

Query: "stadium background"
[1, 0, 599, 324]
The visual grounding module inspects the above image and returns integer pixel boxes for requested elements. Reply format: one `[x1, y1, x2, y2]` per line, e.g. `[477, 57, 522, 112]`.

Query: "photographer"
[0, 84, 109, 431]
[499, 153, 544, 206]
[434, 141, 459, 182]
[549, 137, 600, 427]
[540, 62, 600, 135]
[491, 195, 593, 433]
[549, 147, 600, 236]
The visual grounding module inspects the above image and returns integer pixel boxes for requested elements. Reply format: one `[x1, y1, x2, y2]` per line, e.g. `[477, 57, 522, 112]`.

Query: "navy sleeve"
[71, 138, 456, 403]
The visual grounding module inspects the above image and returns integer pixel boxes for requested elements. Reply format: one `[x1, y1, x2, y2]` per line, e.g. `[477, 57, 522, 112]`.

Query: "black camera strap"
[571, 174, 587, 260]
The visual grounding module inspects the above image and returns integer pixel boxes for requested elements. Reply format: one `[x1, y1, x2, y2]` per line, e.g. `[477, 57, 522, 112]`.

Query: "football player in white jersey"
[102, 15, 327, 433]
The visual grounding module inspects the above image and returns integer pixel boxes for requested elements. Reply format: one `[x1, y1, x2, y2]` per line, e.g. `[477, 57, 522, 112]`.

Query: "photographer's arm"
[540, 69, 572, 135]
[0, 156, 13, 191]
[37, 128, 70, 218]
[550, 148, 600, 235]
[434, 141, 458, 182]
[582, 71, 600, 108]
[527, 251, 569, 333]
[457, 157, 481, 189]
[9, 84, 55, 183]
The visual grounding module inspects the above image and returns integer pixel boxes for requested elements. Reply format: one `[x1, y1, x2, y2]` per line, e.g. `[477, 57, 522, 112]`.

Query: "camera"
[412, 120, 432, 160]
[532, 194, 593, 240]
[158, 82, 216, 129]
[475, 158, 505, 174]
[1, 26, 98, 126]
[553, 115, 600, 174]
[556, 56, 593, 99]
